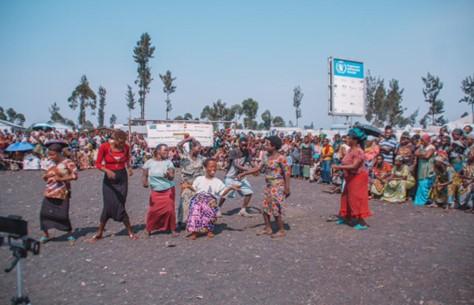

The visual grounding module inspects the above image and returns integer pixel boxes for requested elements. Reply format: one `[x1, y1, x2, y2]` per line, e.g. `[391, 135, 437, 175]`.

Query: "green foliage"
[261, 110, 272, 130]
[241, 98, 259, 129]
[125, 84, 136, 119]
[272, 116, 286, 127]
[68, 75, 97, 127]
[133, 33, 156, 119]
[459, 74, 474, 120]
[0, 107, 6, 121]
[3, 107, 26, 126]
[159, 70, 177, 120]
[97, 86, 107, 128]
[109, 114, 117, 127]
[420, 73, 445, 127]
[293, 86, 303, 127]
[200, 100, 237, 128]
[49, 102, 65, 123]
[365, 73, 416, 128]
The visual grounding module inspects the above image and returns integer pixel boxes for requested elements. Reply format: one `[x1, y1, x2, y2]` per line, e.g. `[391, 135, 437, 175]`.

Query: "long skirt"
[100, 169, 129, 223]
[321, 160, 332, 183]
[186, 193, 218, 233]
[177, 187, 194, 225]
[413, 177, 434, 206]
[40, 197, 72, 232]
[339, 171, 372, 219]
[147, 188, 176, 232]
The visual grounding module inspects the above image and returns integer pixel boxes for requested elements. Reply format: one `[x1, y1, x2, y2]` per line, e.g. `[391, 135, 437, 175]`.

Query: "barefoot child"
[236, 136, 291, 238]
[186, 158, 239, 240]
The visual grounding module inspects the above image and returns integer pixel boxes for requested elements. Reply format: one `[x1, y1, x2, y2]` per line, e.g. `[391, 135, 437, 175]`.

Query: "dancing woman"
[332, 128, 372, 230]
[89, 130, 138, 242]
[40, 141, 78, 243]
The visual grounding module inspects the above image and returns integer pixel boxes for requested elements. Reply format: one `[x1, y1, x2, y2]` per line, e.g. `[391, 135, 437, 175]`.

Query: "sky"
[0, 0, 473, 128]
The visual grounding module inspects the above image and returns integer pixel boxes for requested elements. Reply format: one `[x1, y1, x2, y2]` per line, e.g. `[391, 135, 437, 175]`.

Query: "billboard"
[328, 57, 365, 116]
[146, 122, 214, 147]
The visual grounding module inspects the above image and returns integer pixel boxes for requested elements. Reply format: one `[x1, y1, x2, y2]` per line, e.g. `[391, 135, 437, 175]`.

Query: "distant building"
[0, 119, 25, 133]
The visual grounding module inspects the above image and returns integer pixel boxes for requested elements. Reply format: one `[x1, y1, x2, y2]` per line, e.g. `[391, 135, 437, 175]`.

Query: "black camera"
[0, 215, 40, 255]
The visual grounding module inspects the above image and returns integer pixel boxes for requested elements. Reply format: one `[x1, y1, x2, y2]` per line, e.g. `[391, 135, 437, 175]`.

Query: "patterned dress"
[263, 154, 290, 217]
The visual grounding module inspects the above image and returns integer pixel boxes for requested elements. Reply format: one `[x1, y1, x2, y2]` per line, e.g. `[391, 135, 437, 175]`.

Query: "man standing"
[379, 126, 398, 165]
[218, 137, 254, 217]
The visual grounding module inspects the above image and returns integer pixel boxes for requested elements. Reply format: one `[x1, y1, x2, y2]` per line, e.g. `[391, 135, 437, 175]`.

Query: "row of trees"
[366, 72, 474, 128]
[0, 107, 26, 126]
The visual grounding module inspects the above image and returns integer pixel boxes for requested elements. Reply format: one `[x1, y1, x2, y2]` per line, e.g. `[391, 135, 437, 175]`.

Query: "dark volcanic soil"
[0, 170, 473, 305]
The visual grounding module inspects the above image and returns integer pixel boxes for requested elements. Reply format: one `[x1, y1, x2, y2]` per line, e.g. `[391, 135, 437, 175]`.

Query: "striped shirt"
[379, 137, 398, 165]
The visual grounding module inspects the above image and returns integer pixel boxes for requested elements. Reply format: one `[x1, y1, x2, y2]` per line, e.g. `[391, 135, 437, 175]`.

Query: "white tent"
[0, 119, 25, 133]
[445, 116, 473, 130]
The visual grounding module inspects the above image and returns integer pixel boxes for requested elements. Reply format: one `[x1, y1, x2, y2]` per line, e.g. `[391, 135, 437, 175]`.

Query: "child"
[237, 136, 291, 238]
[186, 158, 239, 240]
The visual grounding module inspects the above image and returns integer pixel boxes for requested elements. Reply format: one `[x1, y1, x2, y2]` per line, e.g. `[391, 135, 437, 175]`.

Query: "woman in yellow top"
[320, 138, 334, 184]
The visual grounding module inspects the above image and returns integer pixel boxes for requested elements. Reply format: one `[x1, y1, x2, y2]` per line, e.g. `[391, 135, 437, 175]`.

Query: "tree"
[272, 116, 286, 127]
[0, 107, 6, 121]
[372, 80, 387, 127]
[159, 70, 176, 120]
[459, 75, 474, 122]
[49, 102, 65, 123]
[293, 86, 303, 127]
[5, 108, 26, 126]
[97, 86, 107, 128]
[109, 114, 117, 127]
[385, 79, 405, 126]
[365, 71, 378, 123]
[261, 110, 272, 130]
[241, 98, 259, 129]
[68, 75, 97, 128]
[200, 100, 237, 128]
[125, 85, 136, 120]
[183, 113, 193, 120]
[421, 73, 446, 126]
[288, 120, 294, 127]
[133, 33, 156, 119]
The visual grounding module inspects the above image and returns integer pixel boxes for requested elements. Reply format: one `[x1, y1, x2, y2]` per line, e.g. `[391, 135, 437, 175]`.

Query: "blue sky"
[0, 0, 473, 127]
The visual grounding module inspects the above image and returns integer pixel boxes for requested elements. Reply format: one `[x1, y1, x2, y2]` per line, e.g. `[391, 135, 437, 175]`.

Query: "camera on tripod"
[0, 215, 40, 255]
[1, 215, 40, 305]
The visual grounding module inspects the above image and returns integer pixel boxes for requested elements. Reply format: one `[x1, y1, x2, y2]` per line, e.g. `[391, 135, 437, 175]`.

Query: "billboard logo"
[335, 61, 346, 74]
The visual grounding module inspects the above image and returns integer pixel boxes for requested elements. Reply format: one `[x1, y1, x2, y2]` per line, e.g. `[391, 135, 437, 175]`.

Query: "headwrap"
[265, 136, 282, 150]
[421, 133, 431, 143]
[348, 128, 367, 142]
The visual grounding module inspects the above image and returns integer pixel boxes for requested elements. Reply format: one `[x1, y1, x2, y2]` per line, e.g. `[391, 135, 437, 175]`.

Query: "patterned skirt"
[186, 193, 218, 233]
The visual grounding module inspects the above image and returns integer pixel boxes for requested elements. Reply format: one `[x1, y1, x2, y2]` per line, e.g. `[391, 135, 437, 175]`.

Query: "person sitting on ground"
[382, 155, 415, 203]
[370, 154, 392, 199]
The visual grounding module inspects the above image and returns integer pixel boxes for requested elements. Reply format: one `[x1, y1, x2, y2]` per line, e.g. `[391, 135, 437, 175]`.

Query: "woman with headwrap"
[39, 141, 78, 244]
[413, 134, 436, 206]
[332, 128, 372, 230]
[429, 152, 456, 209]
[88, 130, 138, 242]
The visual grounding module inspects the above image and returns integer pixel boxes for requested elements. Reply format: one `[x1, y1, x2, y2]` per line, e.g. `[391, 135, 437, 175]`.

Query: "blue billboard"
[333, 58, 364, 79]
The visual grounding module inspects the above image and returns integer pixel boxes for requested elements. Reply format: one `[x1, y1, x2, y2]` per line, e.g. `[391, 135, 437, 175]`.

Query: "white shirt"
[192, 176, 226, 197]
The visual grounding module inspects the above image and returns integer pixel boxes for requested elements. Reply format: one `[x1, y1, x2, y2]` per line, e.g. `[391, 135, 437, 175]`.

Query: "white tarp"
[146, 122, 214, 147]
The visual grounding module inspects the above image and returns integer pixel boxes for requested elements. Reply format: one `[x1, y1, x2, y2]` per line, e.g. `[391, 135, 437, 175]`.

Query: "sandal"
[256, 229, 272, 236]
[39, 236, 49, 244]
[354, 224, 368, 230]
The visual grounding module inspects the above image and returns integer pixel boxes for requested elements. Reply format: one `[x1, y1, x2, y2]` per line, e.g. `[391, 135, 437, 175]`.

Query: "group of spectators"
[1, 123, 474, 213]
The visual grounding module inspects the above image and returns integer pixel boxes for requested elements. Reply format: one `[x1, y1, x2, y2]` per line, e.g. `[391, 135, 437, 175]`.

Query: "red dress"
[339, 148, 372, 219]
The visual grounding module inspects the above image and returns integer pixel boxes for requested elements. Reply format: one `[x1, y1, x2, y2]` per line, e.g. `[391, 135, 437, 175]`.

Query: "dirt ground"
[0, 169, 473, 305]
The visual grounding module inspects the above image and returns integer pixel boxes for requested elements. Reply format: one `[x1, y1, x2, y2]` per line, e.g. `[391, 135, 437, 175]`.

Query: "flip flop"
[354, 224, 368, 230]
[256, 229, 272, 236]
[39, 236, 49, 244]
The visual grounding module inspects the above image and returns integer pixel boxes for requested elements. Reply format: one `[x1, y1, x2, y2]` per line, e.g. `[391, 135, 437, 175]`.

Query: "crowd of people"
[1, 122, 473, 243]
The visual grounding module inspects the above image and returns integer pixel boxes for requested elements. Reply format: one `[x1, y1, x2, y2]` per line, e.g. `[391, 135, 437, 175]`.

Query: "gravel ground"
[0, 169, 473, 305]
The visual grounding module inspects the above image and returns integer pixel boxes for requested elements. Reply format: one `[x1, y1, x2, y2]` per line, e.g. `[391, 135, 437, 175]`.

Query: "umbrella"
[353, 122, 383, 137]
[31, 123, 54, 131]
[5, 142, 35, 152]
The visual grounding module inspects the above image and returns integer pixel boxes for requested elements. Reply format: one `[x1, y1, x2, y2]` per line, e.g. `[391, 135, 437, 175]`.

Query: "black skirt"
[40, 197, 72, 232]
[100, 169, 129, 223]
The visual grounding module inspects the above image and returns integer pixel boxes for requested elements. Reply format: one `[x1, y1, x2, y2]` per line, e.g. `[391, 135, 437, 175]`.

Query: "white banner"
[146, 122, 214, 147]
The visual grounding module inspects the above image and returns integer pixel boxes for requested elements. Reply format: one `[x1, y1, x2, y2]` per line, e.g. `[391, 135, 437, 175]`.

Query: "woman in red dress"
[88, 130, 138, 242]
[332, 128, 372, 230]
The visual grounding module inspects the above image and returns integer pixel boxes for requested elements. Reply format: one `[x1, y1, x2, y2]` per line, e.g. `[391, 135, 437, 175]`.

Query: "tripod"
[5, 246, 32, 305]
